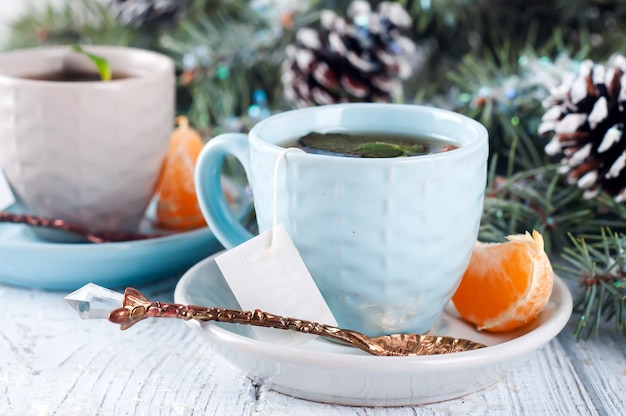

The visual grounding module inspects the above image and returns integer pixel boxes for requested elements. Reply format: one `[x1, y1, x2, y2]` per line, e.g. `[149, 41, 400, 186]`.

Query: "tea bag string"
[266, 147, 304, 255]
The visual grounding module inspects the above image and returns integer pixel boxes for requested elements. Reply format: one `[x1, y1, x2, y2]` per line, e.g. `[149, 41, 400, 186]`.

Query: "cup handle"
[195, 133, 253, 249]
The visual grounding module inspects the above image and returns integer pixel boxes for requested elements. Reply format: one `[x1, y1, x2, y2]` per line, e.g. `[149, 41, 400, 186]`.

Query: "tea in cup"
[195, 103, 488, 336]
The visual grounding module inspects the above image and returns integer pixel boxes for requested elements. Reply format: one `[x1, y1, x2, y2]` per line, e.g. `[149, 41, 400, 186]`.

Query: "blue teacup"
[196, 103, 488, 337]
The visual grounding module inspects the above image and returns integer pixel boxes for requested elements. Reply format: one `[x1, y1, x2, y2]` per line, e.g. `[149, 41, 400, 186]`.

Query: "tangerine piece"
[451, 230, 554, 332]
[154, 116, 206, 230]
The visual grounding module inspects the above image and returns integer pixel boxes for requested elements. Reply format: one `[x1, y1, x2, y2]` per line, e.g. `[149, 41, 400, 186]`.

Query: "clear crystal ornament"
[64, 285, 485, 355]
[64, 283, 124, 319]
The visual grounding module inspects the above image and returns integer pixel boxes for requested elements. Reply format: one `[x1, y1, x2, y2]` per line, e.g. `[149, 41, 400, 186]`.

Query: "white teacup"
[195, 103, 488, 336]
[0, 45, 175, 234]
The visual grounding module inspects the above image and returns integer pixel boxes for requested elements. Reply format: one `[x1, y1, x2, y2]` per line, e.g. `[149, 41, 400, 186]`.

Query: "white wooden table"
[1, 277, 624, 416]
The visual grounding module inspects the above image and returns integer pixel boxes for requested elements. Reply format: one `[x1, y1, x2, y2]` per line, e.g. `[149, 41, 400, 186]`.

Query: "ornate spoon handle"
[0, 211, 159, 243]
[108, 288, 486, 356]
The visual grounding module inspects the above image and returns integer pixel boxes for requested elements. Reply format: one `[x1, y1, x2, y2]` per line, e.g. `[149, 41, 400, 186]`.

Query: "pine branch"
[398, 0, 480, 55]
[5, 0, 146, 49]
[442, 27, 611, 172]
[557, 229, 626, 339]
[483, 159, 626, 244]
[160, 10, 286, 133]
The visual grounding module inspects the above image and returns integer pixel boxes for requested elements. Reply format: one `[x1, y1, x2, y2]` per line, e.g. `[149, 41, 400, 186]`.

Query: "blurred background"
[2, 0, 626, 338]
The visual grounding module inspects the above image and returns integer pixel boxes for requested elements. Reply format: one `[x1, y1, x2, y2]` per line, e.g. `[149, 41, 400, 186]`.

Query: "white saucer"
[174, 251, 573, 406]
[0, 184, 251, 291]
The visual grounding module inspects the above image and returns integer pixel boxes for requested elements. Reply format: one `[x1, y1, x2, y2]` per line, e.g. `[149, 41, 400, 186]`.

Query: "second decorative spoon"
[0, 211, 160, 243]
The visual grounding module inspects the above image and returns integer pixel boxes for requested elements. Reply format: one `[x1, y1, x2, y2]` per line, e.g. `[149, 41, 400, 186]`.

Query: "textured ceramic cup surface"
[0, 45, 175, 233]
[196, 103, 488, 337]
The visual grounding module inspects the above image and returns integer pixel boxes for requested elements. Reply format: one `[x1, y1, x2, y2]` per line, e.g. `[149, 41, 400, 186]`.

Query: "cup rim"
[0, 45, 174, 87]
[248, 103, 488, 163]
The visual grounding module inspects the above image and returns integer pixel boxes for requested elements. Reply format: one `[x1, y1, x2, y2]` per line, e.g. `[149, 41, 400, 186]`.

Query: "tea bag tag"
[215, 224, 338, 345]
[0, 169, 15, 210]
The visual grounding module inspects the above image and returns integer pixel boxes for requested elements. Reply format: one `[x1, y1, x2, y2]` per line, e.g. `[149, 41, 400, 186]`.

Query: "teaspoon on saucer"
[101, 287, 486, 356]
[0, 211, 160, 243]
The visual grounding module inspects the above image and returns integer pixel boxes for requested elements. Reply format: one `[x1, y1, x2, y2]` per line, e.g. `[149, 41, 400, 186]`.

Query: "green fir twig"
[479, 164, 626, 256]
[557, 230, 626, 339]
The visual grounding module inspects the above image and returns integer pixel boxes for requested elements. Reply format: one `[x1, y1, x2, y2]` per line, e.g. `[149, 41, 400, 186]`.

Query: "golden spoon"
[107, 287, 486, 356]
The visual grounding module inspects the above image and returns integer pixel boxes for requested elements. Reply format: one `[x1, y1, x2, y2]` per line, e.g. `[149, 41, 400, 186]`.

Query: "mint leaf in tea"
[71, 45, 112, 81]
[290, 132, 458, 158]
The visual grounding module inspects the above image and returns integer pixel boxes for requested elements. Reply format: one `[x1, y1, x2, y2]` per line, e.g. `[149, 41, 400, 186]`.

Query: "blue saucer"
[0, 185, 251, 291]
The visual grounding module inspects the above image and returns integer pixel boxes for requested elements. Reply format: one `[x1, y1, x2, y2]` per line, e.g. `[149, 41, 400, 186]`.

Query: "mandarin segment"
[154, 116, 206, 230]
[452, 230, 554, 332]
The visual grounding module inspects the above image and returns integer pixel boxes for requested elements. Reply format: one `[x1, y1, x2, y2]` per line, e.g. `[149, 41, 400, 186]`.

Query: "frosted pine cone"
[282, 1, 416, 107]
[539, 55, 626, 202]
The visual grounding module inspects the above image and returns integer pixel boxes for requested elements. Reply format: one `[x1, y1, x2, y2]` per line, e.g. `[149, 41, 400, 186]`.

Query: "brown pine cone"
[282, 1, 416, 107]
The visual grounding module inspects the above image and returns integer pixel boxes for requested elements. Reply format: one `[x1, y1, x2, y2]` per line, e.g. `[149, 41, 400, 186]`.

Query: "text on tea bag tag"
[215, 225, 338, 345]
[0, 169, 15, 210]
